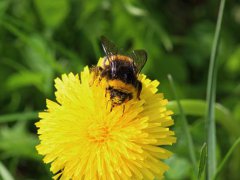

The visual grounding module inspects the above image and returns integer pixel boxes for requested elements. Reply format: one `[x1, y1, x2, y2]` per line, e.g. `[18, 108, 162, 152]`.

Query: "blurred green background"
[0, 0, 239, 179]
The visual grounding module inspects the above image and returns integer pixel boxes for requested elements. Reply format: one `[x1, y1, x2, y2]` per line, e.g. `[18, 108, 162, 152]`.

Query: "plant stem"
[168, 75, 198, 176]
[0, 161, 14, 180]
[167, 100, 240, 137]
[206, 0, 226, 179]
[213, 137, 240, 180]
[0, 111, 38, 123]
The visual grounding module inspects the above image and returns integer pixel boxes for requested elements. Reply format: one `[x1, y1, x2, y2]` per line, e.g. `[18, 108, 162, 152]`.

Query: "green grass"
[0, 161, 14, 180]
[168, 75, 197, 175]
[0, 0, 240, 179]
[206, 0, 226, 179]
[213, 137, 240, 180]
[0, 112, 38, 123]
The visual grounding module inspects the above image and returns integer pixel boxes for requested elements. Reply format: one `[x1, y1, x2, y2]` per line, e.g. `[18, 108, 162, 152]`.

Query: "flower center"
[87, 123, 110, 143]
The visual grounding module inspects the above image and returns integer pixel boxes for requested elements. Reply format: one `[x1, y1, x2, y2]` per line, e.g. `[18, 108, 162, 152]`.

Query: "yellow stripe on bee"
[108, 79, 136, 93]
[98, 55, 133, 67]
[110, 55, 132, 62]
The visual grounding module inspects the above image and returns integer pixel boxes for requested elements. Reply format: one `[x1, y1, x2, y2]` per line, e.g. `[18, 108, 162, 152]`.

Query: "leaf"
[158, 55, 187, 83]
[233, 102, 240, 123]
[125, 4, 147, 17]
[0, 122, 40, 160]
[198, 142, 207, 179]
[206, 0, 226, 178]
[168, 75, 197, 175]
[0, 0, 10, 18]
[34, 0, 70, 29]
[165, 155, 191, 179]
[0, 21, 57, 95]
[225, 46, 240, 76]
[6, 71, 43, 91]
[146, 17, 173, 51]
[213, 137, 240, 180]
[0, 111, 38, 123]
[24, 35, 56, 71]
[167, 99, 240, 137]
[0, 161, 14, 180]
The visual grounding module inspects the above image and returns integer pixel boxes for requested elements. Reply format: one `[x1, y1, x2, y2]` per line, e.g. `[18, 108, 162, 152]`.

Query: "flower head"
[36, 58, 176, 179]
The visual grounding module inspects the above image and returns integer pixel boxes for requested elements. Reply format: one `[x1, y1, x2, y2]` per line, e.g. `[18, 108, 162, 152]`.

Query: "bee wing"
[130, 50, 147, 73]
[100, 36, 118, 63]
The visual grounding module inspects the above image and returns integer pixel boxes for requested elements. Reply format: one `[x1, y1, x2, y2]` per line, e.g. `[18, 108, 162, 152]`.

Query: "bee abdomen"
[107, 87, 133, 105]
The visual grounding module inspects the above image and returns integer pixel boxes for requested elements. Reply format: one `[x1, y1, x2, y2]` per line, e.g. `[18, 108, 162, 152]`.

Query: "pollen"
[87, 123, 110, 143]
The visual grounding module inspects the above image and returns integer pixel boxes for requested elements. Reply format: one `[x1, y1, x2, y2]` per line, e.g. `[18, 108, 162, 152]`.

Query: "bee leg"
[89, 66, 96, 86]
[122, 104, 125, 116]
[110, 104, 113, 112]
[106, 99, 108, 109]
[96, 66, 103, 84]
[137, 82, 142, 100]
[106, 99, 112, 112]
[90, 66, 103, 86]
[105, 87, 109, 98]
[105, 86, 112, 98]
[55, 169, 63, 180]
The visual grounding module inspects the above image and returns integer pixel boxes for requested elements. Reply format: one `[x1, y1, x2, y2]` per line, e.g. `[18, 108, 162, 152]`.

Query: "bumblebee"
[92, 36, 147, 108]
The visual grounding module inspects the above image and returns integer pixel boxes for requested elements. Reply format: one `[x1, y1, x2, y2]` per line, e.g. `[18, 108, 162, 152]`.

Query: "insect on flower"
[91, 36, 147, 109]
[36, 36, 176, 179]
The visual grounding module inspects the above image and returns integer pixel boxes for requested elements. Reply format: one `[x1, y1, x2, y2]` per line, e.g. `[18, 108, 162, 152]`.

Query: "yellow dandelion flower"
[36, 58, 176, 180]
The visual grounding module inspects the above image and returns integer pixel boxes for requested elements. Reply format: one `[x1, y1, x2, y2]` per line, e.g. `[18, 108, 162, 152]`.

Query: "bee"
[92, 36, 147, 109]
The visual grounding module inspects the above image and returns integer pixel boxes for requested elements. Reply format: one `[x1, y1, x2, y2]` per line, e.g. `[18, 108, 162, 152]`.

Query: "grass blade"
[0, 161, 14, 180]
[168, 75, 198, 176]
[0, 111, 38, 123]
[206, 0, 226, 179]
[213, 137, 240, 180]
[167, 100, 240, 137]
[198, 142, 207, 179]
